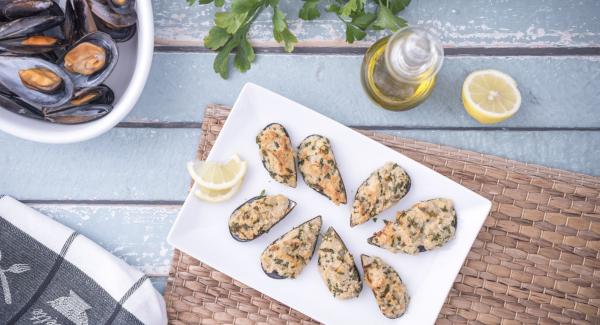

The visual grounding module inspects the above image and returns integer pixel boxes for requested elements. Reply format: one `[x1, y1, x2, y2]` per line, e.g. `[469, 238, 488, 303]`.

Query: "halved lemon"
[193, 179, 243, 203]
[187, 154, 247, 190]
[462, 69, 521, 124]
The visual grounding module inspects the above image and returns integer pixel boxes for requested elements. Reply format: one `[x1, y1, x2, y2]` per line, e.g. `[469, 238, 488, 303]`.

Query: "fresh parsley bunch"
[187, 0, 410, 78]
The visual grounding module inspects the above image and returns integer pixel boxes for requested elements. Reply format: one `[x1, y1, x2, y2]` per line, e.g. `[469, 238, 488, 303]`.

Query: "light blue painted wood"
[150, 276, 167, 293]
[1, 128, 598, 202]
[129, 53, 600, 128]
[31, 203, 178, 275]
[152, 0, 600, 47]
[0, 128, 200, 201]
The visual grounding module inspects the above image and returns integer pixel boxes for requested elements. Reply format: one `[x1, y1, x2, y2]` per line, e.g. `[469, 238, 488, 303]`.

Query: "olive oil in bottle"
[361, 27, 444, 111]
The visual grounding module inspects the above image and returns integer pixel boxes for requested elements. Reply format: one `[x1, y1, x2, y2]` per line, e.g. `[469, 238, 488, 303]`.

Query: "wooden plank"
[153, 0, 600, 48]
[30, 203, 178, 275]
[2, 129, 598, 202]
[1, 128, 200, 201]
[128, 53, 600, 128]
[150, 276, 167, 293]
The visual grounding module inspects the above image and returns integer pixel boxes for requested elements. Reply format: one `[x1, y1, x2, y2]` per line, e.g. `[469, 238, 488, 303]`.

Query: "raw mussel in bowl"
[60, 31, 118, 88]
[0, 0, 55, 21]
[0, 55, 74, 108]
[90, 0, 136, 42]
[0, 0, 137, 125]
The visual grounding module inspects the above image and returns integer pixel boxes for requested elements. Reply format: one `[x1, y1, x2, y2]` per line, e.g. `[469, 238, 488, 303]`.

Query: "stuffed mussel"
[298, 135, 347, 205]
[260, 216, 322, 279]
[256, 123, 297, 187]
[317, 227, 362, 299]
[368, 198, 457, 255]
[0, 0, 137, 124]
[351, 162, 411, 227]
[361, 255, 409, 319]
[228, 194, 296, 241]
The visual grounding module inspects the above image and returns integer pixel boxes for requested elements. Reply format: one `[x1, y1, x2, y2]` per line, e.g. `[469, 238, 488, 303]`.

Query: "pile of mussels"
[0, 0, 136, 124]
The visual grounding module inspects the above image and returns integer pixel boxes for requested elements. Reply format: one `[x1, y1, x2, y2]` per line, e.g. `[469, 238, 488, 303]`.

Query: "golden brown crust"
[368, 198, 456, 254]
[260, 216, 322, 279]
[297, 135, 347, 205]
[256, 123, 297, 187]
[317, 227, 362, 299]
[361, 255, 409, 319]
[351, 162, 411, 227]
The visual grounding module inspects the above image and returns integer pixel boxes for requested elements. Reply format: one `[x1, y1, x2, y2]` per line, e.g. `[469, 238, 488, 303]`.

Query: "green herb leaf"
[215, 0, 225, 7]
[215, 11, 248, 33]
[340, 0, 364, 17]
[326, 4, 340, 13]
[234, 35, 256, 72]
[213, 40, 236, 79]
[299, 0, 320, 20]
[274, 28, 298, 52]
[186, 0, 198, 5]
[351, 12, 376, 29]
[372, 5, 406, 31]
[387, 0, 410, 14]
[345, 23, 366, 43]
[272, 7, 286, 32]
[204, 26, 231, 50]
[272, 8, 298, 52]
[231, 0, 259, 14]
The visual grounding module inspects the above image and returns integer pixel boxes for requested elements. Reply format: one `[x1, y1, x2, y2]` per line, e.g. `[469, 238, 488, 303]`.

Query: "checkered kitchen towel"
[0, 195, 167, 324]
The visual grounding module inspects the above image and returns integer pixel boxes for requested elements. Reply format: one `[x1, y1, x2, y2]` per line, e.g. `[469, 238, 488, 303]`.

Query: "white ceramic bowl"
[0, 1, 154, 144]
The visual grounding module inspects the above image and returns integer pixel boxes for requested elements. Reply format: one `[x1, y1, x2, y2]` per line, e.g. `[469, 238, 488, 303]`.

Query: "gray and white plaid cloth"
[0, 195, 167, 324]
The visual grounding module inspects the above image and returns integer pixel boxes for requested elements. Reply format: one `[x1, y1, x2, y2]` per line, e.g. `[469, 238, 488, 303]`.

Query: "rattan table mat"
[164, 105, 600, 325]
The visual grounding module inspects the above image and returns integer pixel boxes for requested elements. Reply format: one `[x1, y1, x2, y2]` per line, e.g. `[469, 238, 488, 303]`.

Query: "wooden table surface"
[1, 0, 599, 294]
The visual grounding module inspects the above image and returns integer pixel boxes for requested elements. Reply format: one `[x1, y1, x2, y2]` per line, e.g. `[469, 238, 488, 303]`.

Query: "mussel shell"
[44, 84, 114, 114]
[0, 36, 67, 54]
[107, 0, 136, 16]
[90, 0, 136, 28]
[0, 93, 44, 120]
[0, 55, 74, 108]
[94, 15, 136, 42]
[44, 103, 111, 124]
[229, 195, 297, 242]
[261, 216, 322, 279]
[0, 0, 54, 20]
[72, 0, 98, 36]
[61, 0, 77, 43]
[0, 15, 64, 40]
[60, 31, 118, 88]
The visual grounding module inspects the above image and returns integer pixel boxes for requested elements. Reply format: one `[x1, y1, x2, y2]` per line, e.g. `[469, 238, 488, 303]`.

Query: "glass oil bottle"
[361, 27, 444, 111]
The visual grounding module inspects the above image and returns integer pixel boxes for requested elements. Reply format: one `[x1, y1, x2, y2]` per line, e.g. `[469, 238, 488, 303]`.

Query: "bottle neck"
[385, 27, 444, 84]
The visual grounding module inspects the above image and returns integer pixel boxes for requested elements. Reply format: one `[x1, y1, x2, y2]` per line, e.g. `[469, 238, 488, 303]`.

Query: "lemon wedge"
[461, 69, 521, 124]
[187, 154, 247, 190]
[193, 179, 243, 203]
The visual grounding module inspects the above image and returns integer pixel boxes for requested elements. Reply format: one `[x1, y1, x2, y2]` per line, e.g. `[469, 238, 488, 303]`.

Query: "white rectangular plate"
[168, 83, 492, 324]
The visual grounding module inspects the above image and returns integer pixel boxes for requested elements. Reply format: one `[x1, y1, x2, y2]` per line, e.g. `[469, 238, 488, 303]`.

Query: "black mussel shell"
[0, 93, 44, 120]
[0, 15, 64, 40]
[44, 103, 111, 124]
[261, 216, 322, 279]
[0, 35, 67, 54]
[72, 0, 98, 36]
[94, 15, 136, 42]
[0, 0, 54, 20]
[44, 84, 114, 114]
[107, 0, 136, 16]
[59, 31, 118, 88]
[90, 0, 136, 29]
[0, 55, 74, 108]
[229, 195, 297, 242]
[61, 0, 77, 43]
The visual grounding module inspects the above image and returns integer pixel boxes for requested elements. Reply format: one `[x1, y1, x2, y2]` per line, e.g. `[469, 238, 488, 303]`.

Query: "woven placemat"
[164, 105, 600, 325]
